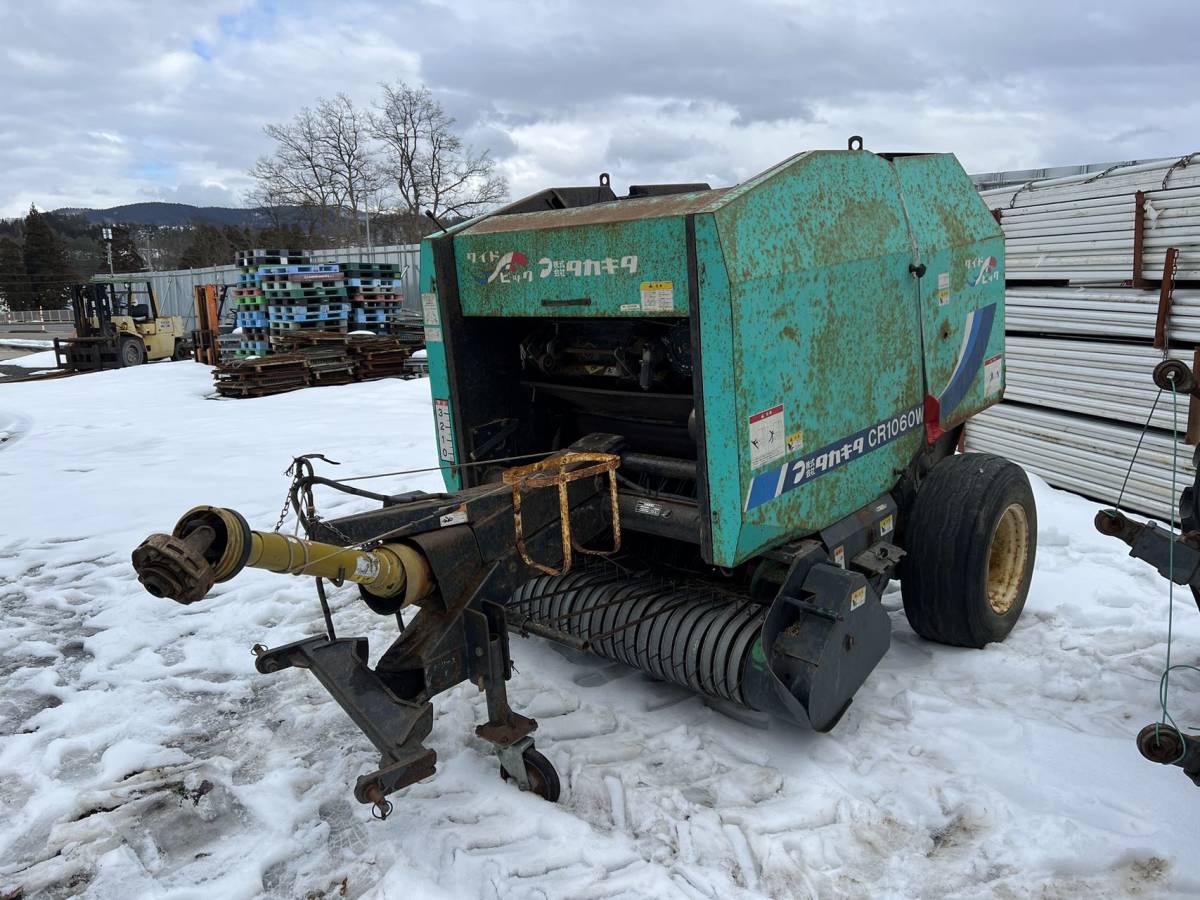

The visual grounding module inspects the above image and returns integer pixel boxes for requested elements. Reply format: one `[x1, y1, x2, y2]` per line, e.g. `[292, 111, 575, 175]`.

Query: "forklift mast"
[71, 284, 114, 338]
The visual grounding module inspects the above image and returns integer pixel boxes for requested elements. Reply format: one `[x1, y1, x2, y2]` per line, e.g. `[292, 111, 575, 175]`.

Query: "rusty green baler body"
[422, 149, 1005, 567]
[133, 147, 1032, 815]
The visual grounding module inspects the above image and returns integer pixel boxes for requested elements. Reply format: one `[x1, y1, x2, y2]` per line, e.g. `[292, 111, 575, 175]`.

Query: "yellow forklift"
[54, 276, 187, 372]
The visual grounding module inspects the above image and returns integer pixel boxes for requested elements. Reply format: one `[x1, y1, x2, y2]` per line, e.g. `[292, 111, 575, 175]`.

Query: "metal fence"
[0, 308, 72, 326]
[146, 243, 421, 332]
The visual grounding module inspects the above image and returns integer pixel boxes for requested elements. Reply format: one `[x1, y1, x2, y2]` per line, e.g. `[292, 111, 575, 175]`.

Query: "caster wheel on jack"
[500, 746, 561, 802]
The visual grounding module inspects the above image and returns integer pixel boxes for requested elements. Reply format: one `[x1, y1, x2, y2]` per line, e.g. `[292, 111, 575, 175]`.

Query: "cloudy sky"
[1, 0, 1197, 217]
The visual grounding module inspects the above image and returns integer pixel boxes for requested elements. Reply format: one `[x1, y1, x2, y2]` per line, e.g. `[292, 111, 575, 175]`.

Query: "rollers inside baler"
[131, 141, 1037, 815]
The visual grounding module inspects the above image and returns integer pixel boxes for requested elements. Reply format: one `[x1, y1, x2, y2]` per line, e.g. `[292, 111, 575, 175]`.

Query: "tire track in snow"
[0, 369, 1195, 899]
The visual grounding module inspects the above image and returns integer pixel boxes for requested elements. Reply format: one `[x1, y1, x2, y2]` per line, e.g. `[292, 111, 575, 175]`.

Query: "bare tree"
[250, 106, 333, 228]
[371, 83, 507, 227]
[316, 94, 380, 237]
[250, 94, 379, 242]
[244, 179, 291, 233]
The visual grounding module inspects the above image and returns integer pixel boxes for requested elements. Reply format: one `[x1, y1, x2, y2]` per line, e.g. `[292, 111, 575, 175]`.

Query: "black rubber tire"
[119, 336, 146, 367]
[172, 341, 191, 361]
[899, 452, 1036, 648]
[500, 748, 561, 802]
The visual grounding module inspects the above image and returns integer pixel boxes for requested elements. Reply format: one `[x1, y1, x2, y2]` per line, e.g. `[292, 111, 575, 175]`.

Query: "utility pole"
[102, 227, 114, 275]
[141, 228, 155, 272]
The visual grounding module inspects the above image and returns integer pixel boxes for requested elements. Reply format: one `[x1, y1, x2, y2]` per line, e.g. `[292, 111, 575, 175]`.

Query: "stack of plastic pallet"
[261, 263, 350, 350]
[233, 249, 309, 358]
[343, 263, 406, 334]
[966, 154, 1200, 520]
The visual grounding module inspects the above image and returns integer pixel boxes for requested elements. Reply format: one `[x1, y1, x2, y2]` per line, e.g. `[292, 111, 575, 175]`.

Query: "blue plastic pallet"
[236, 312, 268, 327]
[353, 310, 390, 323]
[269, 311, 351, 323]
[345, 277, 400, 287]
[257, 264, 340, 276]
[269, 302, 350, 317]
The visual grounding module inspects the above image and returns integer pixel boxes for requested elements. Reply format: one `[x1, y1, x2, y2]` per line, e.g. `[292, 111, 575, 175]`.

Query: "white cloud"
[0, 0, 1197, 216]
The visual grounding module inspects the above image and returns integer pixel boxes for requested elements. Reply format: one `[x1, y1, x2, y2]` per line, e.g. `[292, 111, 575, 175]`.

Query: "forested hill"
[51, 203, 304, 228]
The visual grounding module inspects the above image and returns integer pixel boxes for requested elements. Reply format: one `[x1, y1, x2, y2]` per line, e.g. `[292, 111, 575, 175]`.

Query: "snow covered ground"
[0, 349, 58, 371]
[1, 362, 1197, 899]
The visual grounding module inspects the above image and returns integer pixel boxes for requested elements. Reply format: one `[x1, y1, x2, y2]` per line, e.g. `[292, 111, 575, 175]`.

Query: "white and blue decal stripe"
[744, 303, 997, 512]
[935, 303, 996, 415]
[745, 403, 925, 511]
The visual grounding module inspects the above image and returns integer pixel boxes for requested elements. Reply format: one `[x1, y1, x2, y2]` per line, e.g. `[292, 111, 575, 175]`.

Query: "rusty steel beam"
[1132, 190, 1146, 288]
[1154, 246, 1181, 350]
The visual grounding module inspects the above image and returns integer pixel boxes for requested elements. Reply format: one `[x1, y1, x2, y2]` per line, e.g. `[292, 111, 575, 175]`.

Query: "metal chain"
[308, 513, 358, 546]
[1160, 151, 1199, 191]
[267, 451, 599, 638]
[280, 480, 517, 577]
[1082, 162, 1130, 184]
[1007, 180, 1035, 209]
[272, 465, 300, 533]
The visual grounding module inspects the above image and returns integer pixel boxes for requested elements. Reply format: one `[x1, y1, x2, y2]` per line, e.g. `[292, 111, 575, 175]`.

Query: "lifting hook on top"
[848, 135, 864, 151]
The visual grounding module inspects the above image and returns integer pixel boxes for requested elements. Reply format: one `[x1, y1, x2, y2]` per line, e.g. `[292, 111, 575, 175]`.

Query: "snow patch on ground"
[1, 362, 1198, 898]
[2, 349, 58, 370]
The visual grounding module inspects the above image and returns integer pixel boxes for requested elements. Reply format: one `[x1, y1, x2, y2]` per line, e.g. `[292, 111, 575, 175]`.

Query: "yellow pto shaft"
[131, 505, 433, 607]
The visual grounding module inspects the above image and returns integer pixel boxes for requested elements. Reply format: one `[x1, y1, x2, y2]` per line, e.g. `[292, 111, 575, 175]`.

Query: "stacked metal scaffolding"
[1004, 336, 1189, 431]
[968, 404, 1187, 518]
[1005, 286, 1200, 341]
[968, 154, 1200, 520]
[981, 154, 1200, 283]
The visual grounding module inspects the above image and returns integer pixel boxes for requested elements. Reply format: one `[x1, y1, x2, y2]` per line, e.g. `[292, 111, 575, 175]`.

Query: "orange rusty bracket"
[502, 451, 621, 577]
[1153, 246, 1180, 351]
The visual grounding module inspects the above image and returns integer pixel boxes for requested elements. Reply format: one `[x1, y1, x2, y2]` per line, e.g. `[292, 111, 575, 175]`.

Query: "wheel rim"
[122, 342, 141, 365]
[986, 502, 1029, 615]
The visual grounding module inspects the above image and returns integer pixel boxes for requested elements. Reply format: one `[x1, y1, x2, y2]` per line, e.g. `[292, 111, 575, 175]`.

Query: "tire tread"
[901, 452, 1036, 647]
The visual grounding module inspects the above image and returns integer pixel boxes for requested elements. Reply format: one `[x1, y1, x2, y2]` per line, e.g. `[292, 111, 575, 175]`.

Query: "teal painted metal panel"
[703, 152, 925, 563]
[422, 149, 1004, 568]
[691, 213, 744, 562]
[890, 154, 1005, 434]
[450, 193, 715, 318]
[418, 239, 462, 490]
